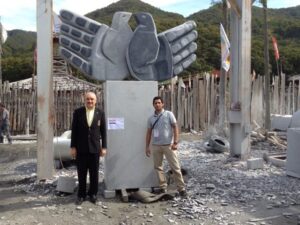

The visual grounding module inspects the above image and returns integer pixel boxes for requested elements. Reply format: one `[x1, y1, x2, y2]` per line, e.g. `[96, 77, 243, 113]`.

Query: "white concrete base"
[56, 176, 76, 193]
[286, 170, 300, 179]
[268, 154, 286, 167]
[286, 128, 300, 178]
[121, 189, 129, 202]
[247, 158, 264, 169]
[103, 190, 116, 199]
[271, 114, 292, 131]
[104, 81, 159, 191]
[228, 111, 242, 124]
[290, 110, 300, 128]
[103, 187, 154, 199]
[139, 187, 153, 192]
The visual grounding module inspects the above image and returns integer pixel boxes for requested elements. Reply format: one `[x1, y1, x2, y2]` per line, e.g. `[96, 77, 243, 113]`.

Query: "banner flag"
[53, 11, 62, 34]
[0, 22, 7, 44]
[220, 23, 230, 72]
[272, 36, 280, 61]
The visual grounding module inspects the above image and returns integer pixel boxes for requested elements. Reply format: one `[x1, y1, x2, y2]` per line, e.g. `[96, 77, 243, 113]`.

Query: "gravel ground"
[0, 132, 300, 225]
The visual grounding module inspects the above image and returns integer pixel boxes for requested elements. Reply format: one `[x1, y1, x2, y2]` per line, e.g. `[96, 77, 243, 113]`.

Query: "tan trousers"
[151, 145, 185, 191]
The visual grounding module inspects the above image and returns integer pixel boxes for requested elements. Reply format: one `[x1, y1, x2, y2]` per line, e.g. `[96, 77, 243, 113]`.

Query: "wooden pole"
[263, 0, 271, 131]
[37, 0, 54, 180]
[219, 1, 229, 133]
[0, 17, 3, 98]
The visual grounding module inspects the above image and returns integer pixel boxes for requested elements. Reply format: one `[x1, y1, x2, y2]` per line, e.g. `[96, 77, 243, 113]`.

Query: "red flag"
[272, 36, 280, 61]
[34, 47, 37, 63]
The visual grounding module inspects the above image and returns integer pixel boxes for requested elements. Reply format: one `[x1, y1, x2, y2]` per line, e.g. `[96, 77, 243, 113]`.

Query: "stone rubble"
[1, 131, 300, 224]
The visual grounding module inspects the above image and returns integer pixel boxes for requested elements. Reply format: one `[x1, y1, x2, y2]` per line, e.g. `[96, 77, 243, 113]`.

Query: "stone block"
[271, 114, 292, 131]
[228, 110, 242, 124]
[103, 190, 116, 199]
[290, 110, 300, 128]
[247, 158, 264, 170]
[104, 81, 159, 190]
[56, 176, 76, 193]
[287, 128, 300, 178]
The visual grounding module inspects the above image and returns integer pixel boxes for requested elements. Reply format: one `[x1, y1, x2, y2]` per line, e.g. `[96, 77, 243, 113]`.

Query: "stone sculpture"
[59, 10, 198, 81]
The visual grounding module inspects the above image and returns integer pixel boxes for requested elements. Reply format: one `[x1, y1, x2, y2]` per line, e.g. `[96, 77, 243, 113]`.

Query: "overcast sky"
[1, 0, 300, 31]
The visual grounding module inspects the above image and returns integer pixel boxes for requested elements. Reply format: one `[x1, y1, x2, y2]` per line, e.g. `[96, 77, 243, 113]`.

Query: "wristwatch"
[173, 141, 178, 145]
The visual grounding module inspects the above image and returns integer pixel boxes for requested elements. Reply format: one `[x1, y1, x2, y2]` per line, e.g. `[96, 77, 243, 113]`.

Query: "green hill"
[188, 3, 300, 76]
[3, 30, 36, 57]
[85, 0, 185, 32]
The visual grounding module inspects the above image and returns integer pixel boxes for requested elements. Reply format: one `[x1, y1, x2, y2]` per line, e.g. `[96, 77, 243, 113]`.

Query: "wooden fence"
[160, 73, 299, 132]
[0, 73, 299, 135]
[0, 81, 102, 135]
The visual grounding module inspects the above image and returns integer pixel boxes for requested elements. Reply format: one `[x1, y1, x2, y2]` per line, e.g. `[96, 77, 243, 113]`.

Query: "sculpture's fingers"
[59, 47, 92, 76]
[60, 10, 103, 35]
[59, 34, 92, 61]
[170, 30, 198, 54]
[173, 42, 197, 65]
[60, 24, 96, 47]
[162, 21, 197, 43]
[174, 54, 197, 75]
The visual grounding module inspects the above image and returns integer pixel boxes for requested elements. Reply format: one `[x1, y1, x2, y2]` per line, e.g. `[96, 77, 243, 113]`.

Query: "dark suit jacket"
[70, 106, 107, 154]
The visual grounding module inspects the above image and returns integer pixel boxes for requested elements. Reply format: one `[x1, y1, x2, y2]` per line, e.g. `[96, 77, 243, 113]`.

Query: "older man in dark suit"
[70, 91, 107, 205]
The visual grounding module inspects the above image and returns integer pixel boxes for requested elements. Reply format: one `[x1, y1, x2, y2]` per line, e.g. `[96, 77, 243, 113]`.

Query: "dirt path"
[1, 133, 300, 225]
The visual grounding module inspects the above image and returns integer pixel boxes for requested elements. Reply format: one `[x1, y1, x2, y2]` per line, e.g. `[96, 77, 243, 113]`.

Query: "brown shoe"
[154, 188, 167, 194]
[160, 189, 167, 194]
[179, 190, 187, 197]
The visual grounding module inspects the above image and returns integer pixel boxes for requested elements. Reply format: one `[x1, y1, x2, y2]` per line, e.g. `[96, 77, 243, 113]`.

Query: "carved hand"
[59, 10, 198, 81]
[59, 10, 133, 80]
[127, 12, 198, 81]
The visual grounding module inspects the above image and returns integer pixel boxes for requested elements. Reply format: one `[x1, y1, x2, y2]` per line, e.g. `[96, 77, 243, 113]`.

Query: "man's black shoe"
[89, 195, 97, 204]
[75, 197, 85, 205]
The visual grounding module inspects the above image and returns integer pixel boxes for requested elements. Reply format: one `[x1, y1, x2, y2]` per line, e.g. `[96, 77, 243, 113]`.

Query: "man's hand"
[70, 147, 77, 159]
[171, 143, 178, 150]
[100, 148, 107, 157]
[145, 147, 151, 157]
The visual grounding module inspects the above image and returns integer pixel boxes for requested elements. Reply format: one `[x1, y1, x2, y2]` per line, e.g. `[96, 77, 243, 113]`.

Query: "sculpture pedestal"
[287, 128, 300, 178]
[103, 81, 159, 197]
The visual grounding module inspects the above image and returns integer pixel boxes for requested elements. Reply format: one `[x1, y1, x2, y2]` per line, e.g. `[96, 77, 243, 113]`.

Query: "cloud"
[270, 0, 300, 8]
[53, 0, 117, 15]
[0, 0, 36, 31]
[254, 0, 300, 8]
[1, 0, 300, 31]
[1, 0, 196, 31]
[52, 0, 190, 15]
